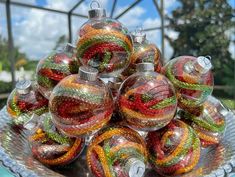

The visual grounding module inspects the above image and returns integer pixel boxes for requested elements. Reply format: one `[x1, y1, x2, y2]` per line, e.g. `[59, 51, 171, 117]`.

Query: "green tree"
[166, 0, 234, 97]
[0, 35, 28, 71]
[0, 36, 9, 71]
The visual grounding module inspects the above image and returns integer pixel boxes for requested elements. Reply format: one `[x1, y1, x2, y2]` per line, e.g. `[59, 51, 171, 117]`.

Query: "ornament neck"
[63, 43, 75, 54]
[88, 0, 106, 19]
[124, 157, 145, 177]
[16, 80, 32, 95]
[184, 56, 212, 74]
[136, 63, 154, 72]
[79, 66, 98, 81]
[132, 29, 146, 44]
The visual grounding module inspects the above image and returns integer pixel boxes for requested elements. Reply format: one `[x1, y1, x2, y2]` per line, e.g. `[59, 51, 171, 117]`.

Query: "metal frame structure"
[0, 0, 234, 102]
[0, 0, 165, 87]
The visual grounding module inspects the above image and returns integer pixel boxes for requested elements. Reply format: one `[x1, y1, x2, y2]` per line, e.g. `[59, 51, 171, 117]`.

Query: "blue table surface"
[0, 166, 14, 177]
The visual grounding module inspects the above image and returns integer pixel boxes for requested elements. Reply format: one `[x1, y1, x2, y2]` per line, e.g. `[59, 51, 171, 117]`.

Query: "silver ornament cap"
[79, 66, 98, 81]
[132, 28, 146, 43]
[195, 56, 212, 74]
[125, 158, 145, 177]
[88, 0, 106, 19]
[136, 63, 154, 72]
[132, 33, 146, 44]
[64, 43, 76, 54]
[16, 80, 32, 94]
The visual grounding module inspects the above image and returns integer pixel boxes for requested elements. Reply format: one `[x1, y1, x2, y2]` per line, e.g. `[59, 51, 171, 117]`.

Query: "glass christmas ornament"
[164, 55, 214, 108]
[87, 126, 147, 177]
[118, 63, 177, 131]
[122, 30, 162, 77]
[6, 79, 48, 125]
[26, 113, 85, 166]
[146, 119, 201, 176]
[76, 1, 133, 77]
[36, 43, 79, 99]
[49, 66, 114, 137]
[179, 95, 227, 148]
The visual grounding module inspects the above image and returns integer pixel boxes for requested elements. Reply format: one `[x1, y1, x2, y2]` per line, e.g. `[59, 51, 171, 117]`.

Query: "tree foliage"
[166, 0, 235, 91]
[0, 35, 28, 71]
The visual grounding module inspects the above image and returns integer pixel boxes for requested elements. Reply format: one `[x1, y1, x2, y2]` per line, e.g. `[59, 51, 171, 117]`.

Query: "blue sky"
[33, 0, 234, 18]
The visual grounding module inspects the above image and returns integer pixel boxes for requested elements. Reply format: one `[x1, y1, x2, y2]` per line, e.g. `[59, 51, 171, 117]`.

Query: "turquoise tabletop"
[0, 166, 14, 177]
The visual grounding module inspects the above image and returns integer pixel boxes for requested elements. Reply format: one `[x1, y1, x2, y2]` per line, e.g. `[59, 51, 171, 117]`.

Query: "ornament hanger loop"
[205, 55, 212, 61]
[202, 56, 212, 66]
[90, 0, 101, 9]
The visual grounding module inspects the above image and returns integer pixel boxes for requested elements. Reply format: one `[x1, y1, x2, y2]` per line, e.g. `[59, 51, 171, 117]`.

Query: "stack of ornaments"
[6, 1, 230, 177]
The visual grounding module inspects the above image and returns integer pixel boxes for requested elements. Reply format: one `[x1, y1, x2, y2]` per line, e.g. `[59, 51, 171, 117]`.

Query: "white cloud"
[0, 4, 7, 38]
[10, 0, 87, 59]
[164, 38, 174, 61]
[116, 6, 146, 29]
[225, 28, 235, 59]
[12, 8, 68, 59]
[13, 0, 36, 4]
[46, 0, 77, 10]
[229, 43, 235, 59]
[165, 29, 179, 40]
[164, 0, 177, 14]
[142, 18, 161, 47]
[143, 18, 161, 28]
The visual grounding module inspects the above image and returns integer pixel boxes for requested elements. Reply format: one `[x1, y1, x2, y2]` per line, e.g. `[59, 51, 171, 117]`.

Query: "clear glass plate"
[0, 106, 235, 177]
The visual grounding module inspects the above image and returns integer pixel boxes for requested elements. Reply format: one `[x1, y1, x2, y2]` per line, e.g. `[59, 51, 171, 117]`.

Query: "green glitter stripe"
[99, 52, 112, 71]
[151, 96, 177, 109]
[192, 133, 200, 150]
[13, 114, 31, 125]
[110, 147, 146, 165]
[14, 106, 48, 125]
[142, 94, 152, 102]
[69, 61, 79, 73]
[178, 94, 209, 107]
[9, 91, 21, 116]
[43, 116, 71, 144]
[37, 74, 55, 88]
[156, 125, 194, 167]
[40, 60, 71, 75]
[142, 56, 155, 63]
[103, 142, 116, 177]
[179, 111, 225, 132]
[54, 86, 103, 104]
[33, 106, 48, 116]
[78, 35, 131, 54]
[77, 35, 131, 57]
[166, 63, 213, 92]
